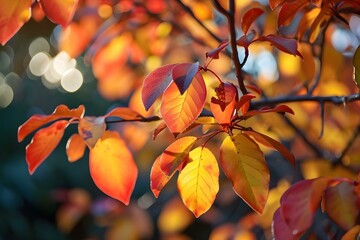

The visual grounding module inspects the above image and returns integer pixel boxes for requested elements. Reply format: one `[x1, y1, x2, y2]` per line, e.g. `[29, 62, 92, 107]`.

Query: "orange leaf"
[150, 156, 172, 198]
[235, 93, 256, 115]
[206, 41, 229, 59]
[323, 182, 359, 230]
[105, 107, 143, 120]
[0, 0, 32, 45]
[78, 116, 106, 149]
[161, 72, 206, 135]
[243, 104, 294, 118]
[160, 136, 197, 176]
[308, 6, 331, 43]
[18, 105, 85, 142]
[26, 120, 69, 174]
[210, 82, 238, 127]
[246, 131, 295, 166]
[342, 225, 360, 240]
[89, 131, 137, 205]
[39, 0, 78, 27]
[220, 133, 269, 213]
[279, 178, 335, 236]
[177, 147, 219, 217]
[66, 133, 86, 162]
[241, 8, 264, 34]
[268, 0, 286, 10]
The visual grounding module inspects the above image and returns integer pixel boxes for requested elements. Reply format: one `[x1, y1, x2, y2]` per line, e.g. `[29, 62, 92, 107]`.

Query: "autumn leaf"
[26, 120, 69, 174]
[279, 178, 334, 236]
[268, 0, 286, 10]
[323, 182, 359, 230]
[173, 62, 199, 94]
[150, 156, 172, 198]
[0, 0, 32, 45]
[342, 225, 360, 240]
[161, 72, 206, 135]
[78, 116, 106, 149]
[246, 131, 295, 166]
[241, 8, 264, 34]
[353, 45, 360, 90]
[277, 0, 309, 27]
[235, 93, 256, 115]
[66, 133, 86, 162]
[105, 107, 144, 120]
[39, 0, 78, 27]
[160, 136, 197, 176]
[142, 64, 177, 110]
[257, 35, 303, 58]
[178, 147, 219, 217]
[243, 104, 294, 118]
[89, 131, 137, 205]
[18, 105, 85, 142]
[308, 6, 331, 43]
[206, 41, 229, 59]
[272, 208, 296, 239]
[220, 133, 269, 213]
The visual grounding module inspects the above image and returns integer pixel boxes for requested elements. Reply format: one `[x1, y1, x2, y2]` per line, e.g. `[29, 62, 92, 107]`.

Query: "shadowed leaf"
[206, 41, 229, 59]
[272, 208, 296, 239]
[243, 105, 294, 118]
[220, 133, 269, 213]
[353, 45, 360, 90]
[173, 62, 199, 94]
[89, 131, 137, 205]
[241, 8, 264, 34]
[78, 116, 106, 149]
[105, 107, 143, 120]
[26, 120, 69, 174]
[178, 147, 219, 217]
[278, 0, 309, 27]
[257, 35, 303, 58]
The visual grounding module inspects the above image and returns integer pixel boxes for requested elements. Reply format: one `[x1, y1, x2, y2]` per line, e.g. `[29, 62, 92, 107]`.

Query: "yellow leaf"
[220, 133, 269, 213]
[177, 147, 219, 217]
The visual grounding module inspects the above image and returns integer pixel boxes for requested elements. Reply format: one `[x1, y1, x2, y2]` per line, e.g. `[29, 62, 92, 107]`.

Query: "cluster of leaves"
[3, 0, 360, 239]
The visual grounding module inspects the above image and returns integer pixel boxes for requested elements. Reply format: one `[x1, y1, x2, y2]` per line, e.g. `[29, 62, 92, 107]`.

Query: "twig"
[105, 116, 161, 124]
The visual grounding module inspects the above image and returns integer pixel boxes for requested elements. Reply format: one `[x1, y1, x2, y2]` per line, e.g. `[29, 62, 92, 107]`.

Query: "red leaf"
[241, 8, 264, 34]
[236, 32, 256, 48]
[161, 72, 206, 135]
[272, 208, 296, 240]
[243, 104, 294, 118]
[153, 121, 167, 140]
[39, 0, 78, 27]
[235, 93, 256, 115]
[89, 131, 137, 205]
[0, 0, 32, 45]
[150, 155, 172, 198]
[78, 117, 106, 149]
[26, 120, 69, 174]
[280, 178, 335, 236]
[105, 107, 143, 120]
[173, 62, 199, 94]
[323, 182, 359, 230]
[277, 0, 309, 27]
[206, 41, 229, 59]
[268, 0, 286, 10]
[142, 64, 177, 111]
[257, 35, 303, 58]
[246, 131, 295, 166]
[66, 133, 86, 162]
[18, 105, 85, 142]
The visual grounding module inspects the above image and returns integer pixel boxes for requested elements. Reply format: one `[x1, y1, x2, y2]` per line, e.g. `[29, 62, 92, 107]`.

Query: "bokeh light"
[29, 37, 50, 57]
[0, 83, 14, 108]
[61, 68, 83, 92]
[29, 52, 51, 76]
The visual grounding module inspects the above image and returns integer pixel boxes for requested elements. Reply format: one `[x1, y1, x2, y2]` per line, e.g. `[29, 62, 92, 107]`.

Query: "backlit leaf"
[0, 0, 32, 45]
[280, 178, 333, 236]
[89, 131, 137, 205]
[161, 72, 206, 135]
[342, 225, 360, 240]
[323, 182, 359, 230]
[66, 133, 86, 162]
[268, 0, 286, 10]
[241, 8, 264, 34]
[206, 41, 229, 59]
[257, 35, 303, 58]
[78, 117, 106, 149]
[18, 105, 85, 142]
[142, 64, 177, 110]
[150, 156, 171, 198]
[278, 0, 309, 27]
[210, 82, 238, 127]
[160, 136, 197, 176]
[26, 120, 69, 174]
[39, 0, 78, 27]
[177, 147, 219, 217]
[308, 6, 331, 43]
[236, 93, 256, 115]
[246, 131, 295, 166]
[105, 107, 143, 120]
[220, 133, 269, 213]
[173, 62, 199, 94]
[353, 45, 360, 90]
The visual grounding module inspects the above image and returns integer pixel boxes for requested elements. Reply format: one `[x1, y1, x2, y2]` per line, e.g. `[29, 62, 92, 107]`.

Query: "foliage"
[1, 0, 360, 239]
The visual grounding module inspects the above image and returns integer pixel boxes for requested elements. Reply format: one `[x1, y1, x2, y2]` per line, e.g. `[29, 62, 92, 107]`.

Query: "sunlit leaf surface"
[177, 147, 219, 217]
[89, 131, 137, 205]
